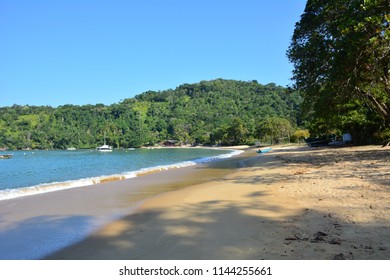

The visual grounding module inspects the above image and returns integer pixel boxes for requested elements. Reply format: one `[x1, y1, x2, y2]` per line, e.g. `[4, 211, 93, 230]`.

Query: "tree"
[0, 79, 302, 149]
[287, 0, 390, 138]
[291, 129, 310, 144]
[226, 117, 248, 145]
[256, 117, 294, 144]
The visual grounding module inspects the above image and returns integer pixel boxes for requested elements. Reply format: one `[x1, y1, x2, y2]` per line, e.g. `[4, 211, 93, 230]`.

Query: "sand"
[44, 145, 390, 260]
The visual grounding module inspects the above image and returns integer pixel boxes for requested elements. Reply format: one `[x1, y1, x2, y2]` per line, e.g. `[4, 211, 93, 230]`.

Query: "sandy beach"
[43, 145, 390, 260]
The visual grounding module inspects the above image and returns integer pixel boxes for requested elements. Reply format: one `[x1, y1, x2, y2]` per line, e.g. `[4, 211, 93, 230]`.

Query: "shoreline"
[0, 147, 242, 202]
[0, 147, 252, 259]
[46, 145, 390, 260]
[1, 145, 389, 260]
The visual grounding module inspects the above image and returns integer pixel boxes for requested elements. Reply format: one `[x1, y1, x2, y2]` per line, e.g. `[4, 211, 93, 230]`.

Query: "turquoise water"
[0, 147, 242, 260]
[0, 148, 238, 201]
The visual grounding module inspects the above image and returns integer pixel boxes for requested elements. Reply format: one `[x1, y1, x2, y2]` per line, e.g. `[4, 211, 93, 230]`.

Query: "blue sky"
[0, 0, 306, 107]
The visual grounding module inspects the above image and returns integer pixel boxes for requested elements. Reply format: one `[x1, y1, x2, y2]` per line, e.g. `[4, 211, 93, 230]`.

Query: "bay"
[0, 148, 238, 201]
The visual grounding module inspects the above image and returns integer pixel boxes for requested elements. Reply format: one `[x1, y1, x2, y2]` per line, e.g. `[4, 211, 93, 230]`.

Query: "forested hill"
[0, 79, 301, 149]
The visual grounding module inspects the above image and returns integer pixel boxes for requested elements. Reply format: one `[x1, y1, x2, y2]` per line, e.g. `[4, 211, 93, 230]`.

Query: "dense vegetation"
[287, 0, 390, 144]
[0, 79, 302, 150]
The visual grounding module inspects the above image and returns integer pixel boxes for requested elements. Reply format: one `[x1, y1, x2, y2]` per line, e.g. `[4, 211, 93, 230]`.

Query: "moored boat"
[97, 133, 112, 152]
[256, 147, 272, 153]
[97, 144, 112, 152]
[0, 154, 12, 159]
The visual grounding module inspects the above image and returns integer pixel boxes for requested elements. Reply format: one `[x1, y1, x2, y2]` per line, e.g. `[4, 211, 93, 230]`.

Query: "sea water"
[0, 148, 242, 259]
[0, 148, 239, 201]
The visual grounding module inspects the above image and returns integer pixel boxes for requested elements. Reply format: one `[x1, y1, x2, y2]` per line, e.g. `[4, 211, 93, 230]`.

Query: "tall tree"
[256, 117, 294, 144]
[226, 117, 248, 145]
[287, 0, 390, 134]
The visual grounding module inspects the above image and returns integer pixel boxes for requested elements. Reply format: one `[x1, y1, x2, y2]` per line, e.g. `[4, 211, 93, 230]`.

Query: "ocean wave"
[0, 149, 243, 201]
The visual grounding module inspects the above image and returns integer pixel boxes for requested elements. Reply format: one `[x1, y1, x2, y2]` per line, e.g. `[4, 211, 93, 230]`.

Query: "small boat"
[304, 138, 331, 147]
[256, 147, 272, 153]
[97, 144, 112, 152]
[0, 154, 12, 159]
[97, 133, 112, 152]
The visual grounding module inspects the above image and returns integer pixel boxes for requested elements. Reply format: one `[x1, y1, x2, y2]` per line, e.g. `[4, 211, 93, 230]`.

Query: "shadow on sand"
[2, 146, 389, 260]
[42, 193, 390, 260]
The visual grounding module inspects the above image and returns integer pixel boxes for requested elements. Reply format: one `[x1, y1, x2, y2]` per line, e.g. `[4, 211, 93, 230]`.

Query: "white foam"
[0, 149, 243, 201]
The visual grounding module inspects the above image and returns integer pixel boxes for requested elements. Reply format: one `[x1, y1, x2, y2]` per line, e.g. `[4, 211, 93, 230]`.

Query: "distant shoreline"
[0, 147, 243, 202]
[0, 144, 252, 152]
[0, 147, 249, 259]
[46, 145, 390, 260]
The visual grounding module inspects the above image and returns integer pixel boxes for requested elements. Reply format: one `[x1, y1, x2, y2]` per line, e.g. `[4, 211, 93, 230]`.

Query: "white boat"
[97, 144, 112, 152]
[97, 134, 112, 152]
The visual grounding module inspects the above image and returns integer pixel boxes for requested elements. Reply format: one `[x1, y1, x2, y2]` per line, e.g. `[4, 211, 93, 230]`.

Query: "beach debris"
[314, 231, 328, 237]
[285, 237, 298, 241]
[333, 223, 342, 229]
[332, 253, 346, 260]
[333, 252, 354, 260]
[293, 169, 307, 175]
[285, 233, 309, 241]
[329, 238, 342, 245]
[310, 231, 328, 243]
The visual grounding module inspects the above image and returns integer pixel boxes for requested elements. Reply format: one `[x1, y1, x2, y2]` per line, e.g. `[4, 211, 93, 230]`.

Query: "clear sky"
[0, 0, 306, 107]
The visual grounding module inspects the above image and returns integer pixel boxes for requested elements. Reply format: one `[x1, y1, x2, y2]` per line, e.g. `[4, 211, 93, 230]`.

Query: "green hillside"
[0, 79, 302, 149]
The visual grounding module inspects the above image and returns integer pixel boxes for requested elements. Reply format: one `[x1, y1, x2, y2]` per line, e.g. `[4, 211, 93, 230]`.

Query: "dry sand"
[46, 145, 390, 260]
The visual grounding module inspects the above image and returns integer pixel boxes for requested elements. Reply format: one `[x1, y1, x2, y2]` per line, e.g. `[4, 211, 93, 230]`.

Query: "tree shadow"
[198, 150, 289, 176]
[42, 195, 390, 260]
[2, 146, 389, 260]
[273, 146, 390, 187]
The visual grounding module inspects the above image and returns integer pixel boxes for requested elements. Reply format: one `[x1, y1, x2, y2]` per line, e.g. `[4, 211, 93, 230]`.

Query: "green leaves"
[288, 0, 390, 142]
[0, 80, 302, 149]
[256, 117, 294, 145]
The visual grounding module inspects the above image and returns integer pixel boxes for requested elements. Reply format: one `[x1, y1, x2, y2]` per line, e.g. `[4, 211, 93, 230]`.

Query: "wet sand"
[45, 145, 390, 260]
[0, 148, 250, 259]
